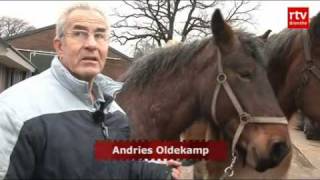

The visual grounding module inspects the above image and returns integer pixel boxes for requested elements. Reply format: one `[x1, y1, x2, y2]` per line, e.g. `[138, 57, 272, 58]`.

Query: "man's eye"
[73, 31, 87, 37]
[95, 33, 106, 39]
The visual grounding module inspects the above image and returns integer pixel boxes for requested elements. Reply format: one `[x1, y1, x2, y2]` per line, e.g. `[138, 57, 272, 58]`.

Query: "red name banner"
[95, 140, 228, 161]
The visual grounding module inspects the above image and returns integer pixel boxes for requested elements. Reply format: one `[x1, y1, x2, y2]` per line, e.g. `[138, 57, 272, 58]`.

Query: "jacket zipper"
[101, 122, 109, 139]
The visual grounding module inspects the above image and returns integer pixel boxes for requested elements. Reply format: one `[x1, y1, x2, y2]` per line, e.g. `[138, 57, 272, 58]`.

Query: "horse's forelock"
[236, 31, 268, 68]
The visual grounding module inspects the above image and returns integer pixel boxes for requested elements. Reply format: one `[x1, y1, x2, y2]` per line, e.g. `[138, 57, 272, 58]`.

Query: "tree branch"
[111, 0, 259, 56]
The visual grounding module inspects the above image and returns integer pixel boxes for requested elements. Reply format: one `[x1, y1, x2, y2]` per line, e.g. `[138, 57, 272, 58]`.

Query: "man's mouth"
[81, 56, 98, 61]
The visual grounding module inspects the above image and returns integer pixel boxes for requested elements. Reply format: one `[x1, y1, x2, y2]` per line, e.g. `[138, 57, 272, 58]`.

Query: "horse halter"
[295, 30, 320, 107]
[210, 47, 288, 179]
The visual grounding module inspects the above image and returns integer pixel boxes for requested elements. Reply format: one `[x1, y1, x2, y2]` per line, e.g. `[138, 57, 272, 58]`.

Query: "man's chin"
[73, 69, 101, 82]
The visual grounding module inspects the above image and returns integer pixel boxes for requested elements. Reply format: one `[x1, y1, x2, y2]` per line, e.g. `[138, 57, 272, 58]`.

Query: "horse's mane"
[122, 38, 210, 90]
[265, 29, 300, 64]
[122, 31, 266, 90]
[264, 12, 320, 66]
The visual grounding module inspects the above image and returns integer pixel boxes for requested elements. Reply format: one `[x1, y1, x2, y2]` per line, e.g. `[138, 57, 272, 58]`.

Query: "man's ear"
[53, 38, 63, 58]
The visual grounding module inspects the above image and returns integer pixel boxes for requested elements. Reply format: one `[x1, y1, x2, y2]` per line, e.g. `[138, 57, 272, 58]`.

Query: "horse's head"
[265, 12, 320, 139]
[297, 12, 320, 138]
[202, 9, 291, 172]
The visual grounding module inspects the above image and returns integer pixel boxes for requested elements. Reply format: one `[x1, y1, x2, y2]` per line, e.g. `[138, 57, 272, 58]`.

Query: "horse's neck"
[119, 80, 198, 140]
[119, 41, 216, 140]
[268, 34, 303, 118]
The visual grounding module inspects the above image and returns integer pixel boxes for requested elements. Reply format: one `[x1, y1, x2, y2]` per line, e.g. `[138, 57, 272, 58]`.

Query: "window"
[0, 63, 31, 93]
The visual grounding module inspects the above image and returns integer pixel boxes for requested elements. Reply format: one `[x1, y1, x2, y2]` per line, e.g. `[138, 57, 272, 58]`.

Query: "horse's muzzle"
[255, 140, 290, 172]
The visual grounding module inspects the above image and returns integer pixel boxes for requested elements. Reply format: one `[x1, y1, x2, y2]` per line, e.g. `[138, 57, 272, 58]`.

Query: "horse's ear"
[258, 29, 272, 42]
[309, 12, 320, 41]
[211, 9, 234, 51]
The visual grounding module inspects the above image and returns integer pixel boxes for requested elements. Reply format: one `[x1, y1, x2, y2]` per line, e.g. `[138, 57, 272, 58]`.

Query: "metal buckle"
[220, 154, 237, 180]
[217, 73, 227, 83]
[224, 166, 234, 177]
[240, 113, 251, 123]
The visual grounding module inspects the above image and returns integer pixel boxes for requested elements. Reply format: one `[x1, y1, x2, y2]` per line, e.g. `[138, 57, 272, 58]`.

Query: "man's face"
[54, 9, 109, 81]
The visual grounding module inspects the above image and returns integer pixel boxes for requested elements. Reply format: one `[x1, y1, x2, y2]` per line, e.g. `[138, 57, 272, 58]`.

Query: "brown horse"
[116, 9, 291, 177]
[183, 13, 320, 179]
[265, 12, 320, 139]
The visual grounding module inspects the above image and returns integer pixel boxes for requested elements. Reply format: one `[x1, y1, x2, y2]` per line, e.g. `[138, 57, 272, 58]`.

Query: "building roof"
[0, 38, 36, 72]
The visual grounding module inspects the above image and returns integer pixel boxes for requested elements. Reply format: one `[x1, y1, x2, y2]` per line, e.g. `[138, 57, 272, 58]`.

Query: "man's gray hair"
[55, 3, 109, 39]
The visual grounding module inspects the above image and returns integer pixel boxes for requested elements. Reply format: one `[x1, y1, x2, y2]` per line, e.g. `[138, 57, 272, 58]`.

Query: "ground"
[285, 114, 320, 178]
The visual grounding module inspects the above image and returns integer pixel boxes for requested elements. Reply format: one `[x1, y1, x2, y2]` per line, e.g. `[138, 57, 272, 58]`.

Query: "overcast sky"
[0, 1, 319, 56]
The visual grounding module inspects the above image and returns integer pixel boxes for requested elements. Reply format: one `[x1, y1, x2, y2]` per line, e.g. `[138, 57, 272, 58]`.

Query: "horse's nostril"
[270, 141, 289, 164]
[256, 141, 290, 172]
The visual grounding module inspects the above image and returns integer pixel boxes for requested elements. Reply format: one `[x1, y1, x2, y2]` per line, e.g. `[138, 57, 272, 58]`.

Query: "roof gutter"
[0, 39, 37, 72]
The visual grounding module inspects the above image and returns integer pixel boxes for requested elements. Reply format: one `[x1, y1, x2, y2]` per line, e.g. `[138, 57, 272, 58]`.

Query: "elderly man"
[0, 4, 181, 179]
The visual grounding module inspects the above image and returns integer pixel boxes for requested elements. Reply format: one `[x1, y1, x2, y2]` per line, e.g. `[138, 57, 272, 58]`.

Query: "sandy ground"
[284, 115, 320, 178]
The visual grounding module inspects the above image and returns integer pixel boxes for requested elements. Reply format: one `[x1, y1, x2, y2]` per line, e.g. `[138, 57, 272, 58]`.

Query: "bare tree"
[133, 38, 158, 58]
[111, 0, 259, 52]
[0, 16, 35, 38]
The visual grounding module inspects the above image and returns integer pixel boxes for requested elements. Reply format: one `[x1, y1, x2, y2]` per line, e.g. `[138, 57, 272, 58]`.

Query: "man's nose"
[84, 35, 98, 50]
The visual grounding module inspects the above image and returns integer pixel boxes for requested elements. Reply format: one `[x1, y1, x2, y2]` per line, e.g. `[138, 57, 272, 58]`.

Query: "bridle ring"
[240, 113, 251, 123]
[217, 73, 227, 83]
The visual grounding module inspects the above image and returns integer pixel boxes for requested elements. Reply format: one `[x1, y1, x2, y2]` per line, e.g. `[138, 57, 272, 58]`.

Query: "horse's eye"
[239, 72, 252, 81]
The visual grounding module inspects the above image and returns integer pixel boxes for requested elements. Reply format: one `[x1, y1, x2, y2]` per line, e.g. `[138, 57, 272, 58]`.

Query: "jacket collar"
[50, 56, 105, 106]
